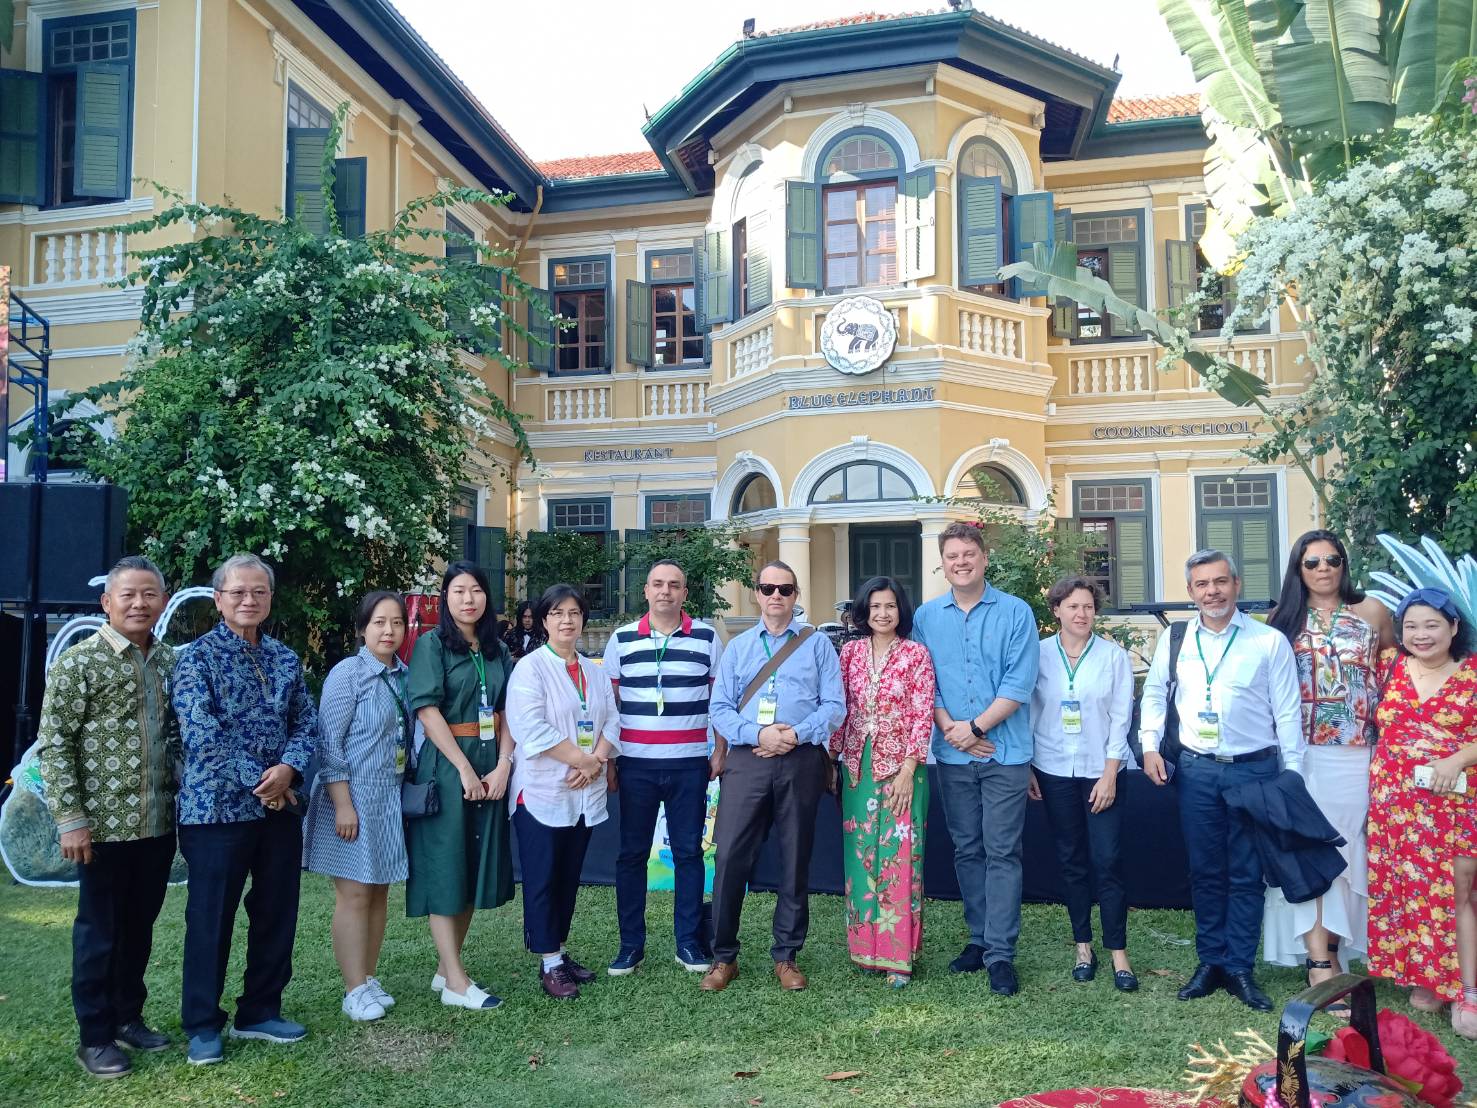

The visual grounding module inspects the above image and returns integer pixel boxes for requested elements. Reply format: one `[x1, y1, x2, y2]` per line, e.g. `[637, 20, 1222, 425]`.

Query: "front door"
[849, 523, 923, 610]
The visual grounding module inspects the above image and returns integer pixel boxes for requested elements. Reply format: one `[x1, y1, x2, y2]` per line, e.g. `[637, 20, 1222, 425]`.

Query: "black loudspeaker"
[0, 482, 129, 605]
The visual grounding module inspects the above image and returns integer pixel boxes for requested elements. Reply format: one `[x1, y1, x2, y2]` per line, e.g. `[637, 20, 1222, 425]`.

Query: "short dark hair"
[1395, 604, 1476, 661]
[938, 521, 987, 554]
[354, 590, 406, 640]
[1047, 575, 1104, 613]
[436, 560, 504, 657]
[757, 560, 799, 590]
[647, 559, 687, 585]
[851, 576, 914, 638]
[534, 583, 590, 630]
[106, 555, 166, 593]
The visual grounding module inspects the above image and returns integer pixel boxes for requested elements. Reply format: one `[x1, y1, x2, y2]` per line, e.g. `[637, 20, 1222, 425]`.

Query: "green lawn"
[1, 878, 1472, 1107]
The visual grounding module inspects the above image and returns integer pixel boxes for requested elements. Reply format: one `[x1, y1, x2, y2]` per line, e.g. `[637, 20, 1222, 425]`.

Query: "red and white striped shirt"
[602, 612, 723, 760]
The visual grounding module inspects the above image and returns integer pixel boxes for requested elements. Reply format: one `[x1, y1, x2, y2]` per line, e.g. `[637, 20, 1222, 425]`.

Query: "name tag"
[394, 742, 407, 776]
[1195, 711, 1221, 747]
[656, 691, 665, 716]
[478, 705, 498, 741]
[756, 695, 778, 726]
[576, 719, 597, 753]
[1060, 699, 1083, 735]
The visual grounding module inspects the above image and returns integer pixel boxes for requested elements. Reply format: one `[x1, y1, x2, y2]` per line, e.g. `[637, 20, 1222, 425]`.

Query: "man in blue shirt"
[913, 522, 1039, 996]
[701, 561, 845, 993]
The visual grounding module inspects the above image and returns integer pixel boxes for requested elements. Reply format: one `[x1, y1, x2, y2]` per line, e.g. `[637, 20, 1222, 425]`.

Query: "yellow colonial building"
[1, 2, 1317, 629]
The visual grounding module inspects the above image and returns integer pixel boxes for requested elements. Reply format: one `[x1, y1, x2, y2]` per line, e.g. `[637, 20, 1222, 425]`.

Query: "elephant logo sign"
[819, 295, 898, 375]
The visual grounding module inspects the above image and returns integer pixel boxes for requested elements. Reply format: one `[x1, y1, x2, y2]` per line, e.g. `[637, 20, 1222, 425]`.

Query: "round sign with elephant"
[819, 295, 897, 376]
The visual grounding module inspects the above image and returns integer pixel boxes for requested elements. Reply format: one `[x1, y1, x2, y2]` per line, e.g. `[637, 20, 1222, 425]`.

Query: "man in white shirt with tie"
[1139, 549, 1303, 1012]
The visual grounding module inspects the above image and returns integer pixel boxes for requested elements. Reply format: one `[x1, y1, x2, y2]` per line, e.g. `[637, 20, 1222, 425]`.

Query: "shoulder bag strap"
[737, 626, 817, 712]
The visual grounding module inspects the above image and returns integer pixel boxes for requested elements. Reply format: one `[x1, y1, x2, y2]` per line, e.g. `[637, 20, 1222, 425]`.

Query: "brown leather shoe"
[774, 960, 808, 991]
[700, 961, 739, 992]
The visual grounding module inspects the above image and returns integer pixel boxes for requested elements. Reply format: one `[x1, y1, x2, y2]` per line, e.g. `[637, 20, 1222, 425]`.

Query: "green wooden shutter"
[1051, 207, 1077, 338]
[623, 529, 653, 615]
[1166, 239, 1196, 312]
[286, 127, 331, 235]
[1113, 517, 1150, 608]
[1010, 191, 1055, 296]
[525, 288, 554, 373]
[958, 175, 1003, 286]
[1106, 242, 1143, 327]
[469, 526, 508, 610]
[332, 156, 367, 238]
[899, 167, 936, 281]
[0, 69, 45, 205]
[73, 63, 130, 199]
[785, 179, 821, 290]
[704, 228, 731, 325]
[747, 231, 772, 311]
[626, 278, 652, 368]
[692, 233, 708, 329]
[600, 530, 621, 617]
[1202, 516, 1237, 557]
[1238, 517, 1276, 601]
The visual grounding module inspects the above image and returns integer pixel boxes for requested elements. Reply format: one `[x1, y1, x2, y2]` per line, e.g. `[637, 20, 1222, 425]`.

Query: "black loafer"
[115, 1020, 170, 1052]
[1072, 952, 1098, 982]
[1177, 963, 1224, 1001]
[949, 943, 986, 974]
[987, 960, 1019, 996]
[1224, 970, 1273, 1011]
[1114, 969, 1139, 992]
[77, 1044, 131, 1078]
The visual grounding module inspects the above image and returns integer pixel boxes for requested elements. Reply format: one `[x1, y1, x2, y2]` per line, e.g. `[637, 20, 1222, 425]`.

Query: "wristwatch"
[969, 720, 986, 740]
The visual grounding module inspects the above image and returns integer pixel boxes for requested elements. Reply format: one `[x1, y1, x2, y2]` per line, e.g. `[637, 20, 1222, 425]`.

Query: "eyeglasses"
[757, 583, 797, 598]
[1302, 555, 1345, 570]
[220, 588, 271, 602]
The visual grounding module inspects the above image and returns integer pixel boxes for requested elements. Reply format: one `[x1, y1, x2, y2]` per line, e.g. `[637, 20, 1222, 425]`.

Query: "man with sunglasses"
[702, 562, 846, 993]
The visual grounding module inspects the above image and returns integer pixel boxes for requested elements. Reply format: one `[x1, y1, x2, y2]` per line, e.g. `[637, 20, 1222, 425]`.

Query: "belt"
[1180, 744, 1277, 765]
[448, 722, 481, 738]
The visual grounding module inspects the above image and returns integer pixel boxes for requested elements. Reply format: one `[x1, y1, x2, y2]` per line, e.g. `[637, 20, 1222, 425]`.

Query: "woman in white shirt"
[506, 584, 621, 1000]
[1028, 575, 1137, 991]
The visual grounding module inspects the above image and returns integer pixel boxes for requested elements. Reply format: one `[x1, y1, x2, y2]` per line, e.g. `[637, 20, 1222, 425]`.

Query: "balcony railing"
[643, 379, 708, 419]
[34, 229, 128, 289]
[728, 323, 773, 381]
[957, 305, 1025, 361]
[544, 384, 612, 423]
[1068, 351, 1153, 395]
[1063, 338, 1280, 397]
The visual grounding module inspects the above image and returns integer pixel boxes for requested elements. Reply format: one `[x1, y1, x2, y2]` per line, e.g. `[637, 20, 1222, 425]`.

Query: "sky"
[388, 0, 1197, 162]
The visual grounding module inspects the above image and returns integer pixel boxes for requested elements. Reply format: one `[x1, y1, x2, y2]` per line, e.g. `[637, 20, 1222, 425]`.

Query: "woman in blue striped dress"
[304, 591, 411, 1022]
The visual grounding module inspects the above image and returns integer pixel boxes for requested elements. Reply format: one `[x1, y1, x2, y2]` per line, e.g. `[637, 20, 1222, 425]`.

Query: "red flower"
[1323, 1009, 1463, 1108]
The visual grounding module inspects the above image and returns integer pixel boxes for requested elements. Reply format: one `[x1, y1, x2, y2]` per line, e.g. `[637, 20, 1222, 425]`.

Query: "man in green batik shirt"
[36, 555, 178, 1080]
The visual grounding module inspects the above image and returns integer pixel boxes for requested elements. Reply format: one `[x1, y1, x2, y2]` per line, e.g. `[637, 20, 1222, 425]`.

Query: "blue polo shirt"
[912, 585, 1039, 766]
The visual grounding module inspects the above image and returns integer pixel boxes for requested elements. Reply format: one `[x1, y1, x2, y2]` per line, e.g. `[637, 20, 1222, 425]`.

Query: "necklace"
[1412, 656, 1456, 677]
[869, 638, 895, 678]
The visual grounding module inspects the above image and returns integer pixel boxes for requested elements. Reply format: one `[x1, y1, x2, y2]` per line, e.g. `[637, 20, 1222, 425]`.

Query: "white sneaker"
[365, 976, 395, 1010]
[439, 983, 503, 1010]
[342, 985, 385, 1022]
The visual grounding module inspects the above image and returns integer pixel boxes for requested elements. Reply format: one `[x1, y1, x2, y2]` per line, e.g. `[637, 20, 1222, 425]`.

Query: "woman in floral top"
[1367, 587, 1477, 1039]
[830, 575, 934, 987]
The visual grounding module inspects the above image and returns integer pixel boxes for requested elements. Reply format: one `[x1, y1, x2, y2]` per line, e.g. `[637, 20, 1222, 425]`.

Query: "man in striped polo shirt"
[602, 559, 724, 975]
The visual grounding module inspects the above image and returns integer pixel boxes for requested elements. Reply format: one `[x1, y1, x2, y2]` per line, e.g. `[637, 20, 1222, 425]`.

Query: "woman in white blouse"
[505, 584, 621, 1000]
[1028, 575, 1138, 991]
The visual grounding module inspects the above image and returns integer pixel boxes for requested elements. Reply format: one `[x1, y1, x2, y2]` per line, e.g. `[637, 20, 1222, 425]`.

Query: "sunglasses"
[1302, 554, 1345, 570]
[757, 583, 797, 597]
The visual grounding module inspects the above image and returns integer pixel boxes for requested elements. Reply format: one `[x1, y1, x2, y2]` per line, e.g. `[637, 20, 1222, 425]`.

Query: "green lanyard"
[377, 669, 410, 733]
[1195, 624, 1241, 707]
[652, 629, 674, 686]
[761, 628, 792, 692]
[470, 649, 489, 707]
[546, 644, 588, 712]
[1055, 635, 1094, 694]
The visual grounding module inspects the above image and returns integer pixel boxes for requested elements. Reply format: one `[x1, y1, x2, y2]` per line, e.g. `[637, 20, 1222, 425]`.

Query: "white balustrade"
[957, 309, 1022, 360]
[729, 324, 773, 380]
[1068, 353, 1151, 395]
[37, 229, 128, 288]
[544, 385, 611, 423]
[643, 380, 708, 419]
[1221, 344, 1275, 383]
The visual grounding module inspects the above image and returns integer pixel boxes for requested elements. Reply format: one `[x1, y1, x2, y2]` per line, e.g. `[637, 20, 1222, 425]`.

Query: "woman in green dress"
[406, 561, 515, 1011]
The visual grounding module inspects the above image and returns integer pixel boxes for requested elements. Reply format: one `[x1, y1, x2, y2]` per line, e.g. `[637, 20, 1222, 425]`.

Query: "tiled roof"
[1106, 93, 1201, 123]
[537, 151, 665, 180]
[753, 11, 942, 37]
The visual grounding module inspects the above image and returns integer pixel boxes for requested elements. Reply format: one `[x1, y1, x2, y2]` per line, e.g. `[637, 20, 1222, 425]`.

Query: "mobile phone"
[1414, 765, 1468, 794]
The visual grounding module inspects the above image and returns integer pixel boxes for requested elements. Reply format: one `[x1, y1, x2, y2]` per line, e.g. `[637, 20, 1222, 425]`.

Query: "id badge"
[1196, 711, 1221, 746]
[756, 695, 778, 726]
[656, 691, 665, 716]
[394, 742, 407, 776]
[1060, 699, 1083, 735]
[478, 705, 497, 741]
[575, 719, 596, 753]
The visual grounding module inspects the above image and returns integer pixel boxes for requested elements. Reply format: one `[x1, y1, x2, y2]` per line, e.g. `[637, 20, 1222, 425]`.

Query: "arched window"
[958, 138, 1016, 192]
[958, 138, 1017, 298]
[808, 461, 916, 505]
[958, 463, 1025, 505]
[817, 129, 903, 292]
[732, 473, 778, 515]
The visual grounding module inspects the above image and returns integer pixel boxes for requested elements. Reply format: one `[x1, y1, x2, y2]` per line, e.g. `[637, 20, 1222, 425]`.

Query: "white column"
[777, 523, 813, 615]
[832, 522, 850, 611]
[921, 517, 949, 602]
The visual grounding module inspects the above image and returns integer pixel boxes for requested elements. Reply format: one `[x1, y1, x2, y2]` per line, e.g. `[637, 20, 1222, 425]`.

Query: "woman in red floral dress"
[830, 576, 935, 987]
[1367, 587, 1477, 1038]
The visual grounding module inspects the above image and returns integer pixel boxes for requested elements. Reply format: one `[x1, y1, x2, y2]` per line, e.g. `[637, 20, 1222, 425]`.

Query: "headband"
[1395, 587, 1461, 623]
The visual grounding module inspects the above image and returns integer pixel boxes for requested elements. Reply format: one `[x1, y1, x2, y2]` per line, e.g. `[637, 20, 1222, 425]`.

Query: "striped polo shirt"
[602, 612, 723, 760]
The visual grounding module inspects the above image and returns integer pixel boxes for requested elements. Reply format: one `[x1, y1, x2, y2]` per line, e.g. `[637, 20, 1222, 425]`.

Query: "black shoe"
[1114, 969, 1139, 992]
[115, 1020, 170, 1052]
[987, 961, 1019, 996]
[561, 955, 597, 985]
[949, 944, 986, 974]
[1223, 970, 1273, 1011]
[76, 1044, 131, 1079]
[1177, 963, 1224, 1000]
[1072, 951, 1098, 982]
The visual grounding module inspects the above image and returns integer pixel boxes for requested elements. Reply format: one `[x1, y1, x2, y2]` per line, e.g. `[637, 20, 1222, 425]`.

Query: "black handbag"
[400, 730, 440, 819]
[1129, 619, 1188, 769]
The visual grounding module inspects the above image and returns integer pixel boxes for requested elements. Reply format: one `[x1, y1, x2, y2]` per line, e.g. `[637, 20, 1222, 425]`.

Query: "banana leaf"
[1393, 0, 1477, 113]
[1159, 0, 1280, 129]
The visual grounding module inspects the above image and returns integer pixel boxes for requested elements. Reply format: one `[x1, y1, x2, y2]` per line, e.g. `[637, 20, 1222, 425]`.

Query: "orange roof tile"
[1107, 93, 1200, 123]
[537, 151, 665, 180]
[754, 10, 942, 37]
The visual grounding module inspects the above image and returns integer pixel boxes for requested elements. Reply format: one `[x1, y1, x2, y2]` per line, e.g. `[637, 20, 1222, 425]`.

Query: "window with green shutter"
[702, 228, 731, 326]
[646, 250, 703, 366]
[333, 156, 367, 238]
[744, 215, 772, 313]
[465, 525, 508, 611]
[548, 256, 611, 373]
[958, 175, 1004, 292]
[1069, 211, 1145, 341]
[784, 179, 821, 291]
[547, 498, 617, 616]
[622, 529, 653, 615]
[1009, 192, 1055, 297]
[525, 287, 555, 373]
[1195, 475, 1280, 601]
[285, 128, 331, 235]
[1051, 207, 1077, 338]
[626, 278, 653, 367]
[1185, 204, 1265, 334]
[72, 63, 129, 199]
[0, 69, 45, 205]
[1073, 479, 1154, 611]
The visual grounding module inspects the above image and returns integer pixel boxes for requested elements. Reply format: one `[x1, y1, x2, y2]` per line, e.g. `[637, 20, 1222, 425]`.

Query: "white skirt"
[1263, 744, 1370, 967]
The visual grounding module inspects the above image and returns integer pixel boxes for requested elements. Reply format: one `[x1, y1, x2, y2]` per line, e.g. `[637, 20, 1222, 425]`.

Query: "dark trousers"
[935, 758, 1031, 966]
[514, 806, 592, 954]
[1177, 750, 1279, 974]
[1035, 768, 1128, 950]
[178, 813, 302, 1037]
[710, 742, 827, 964]
[72, 833, 175, 1047]
[615, 756, 710, 952]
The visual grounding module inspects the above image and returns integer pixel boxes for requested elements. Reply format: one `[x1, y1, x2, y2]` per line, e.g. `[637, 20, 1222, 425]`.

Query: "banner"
[1, 264, 8, 483]
[646, 779, 720, 893]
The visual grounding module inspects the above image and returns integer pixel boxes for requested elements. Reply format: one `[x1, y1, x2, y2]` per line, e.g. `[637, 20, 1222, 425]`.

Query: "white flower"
[219, 376, 239, 398]
[1424, 186, 1467, 214]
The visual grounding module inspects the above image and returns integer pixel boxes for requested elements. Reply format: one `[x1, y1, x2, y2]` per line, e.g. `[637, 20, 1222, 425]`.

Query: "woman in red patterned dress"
[830, 575, 935, 987]
[1367, 587, 1477, 1038]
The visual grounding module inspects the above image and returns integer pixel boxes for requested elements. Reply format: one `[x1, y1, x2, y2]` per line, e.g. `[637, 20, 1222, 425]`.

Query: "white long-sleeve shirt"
[1029, 634, 1134, 778]
[1138, 609, 1304, 771]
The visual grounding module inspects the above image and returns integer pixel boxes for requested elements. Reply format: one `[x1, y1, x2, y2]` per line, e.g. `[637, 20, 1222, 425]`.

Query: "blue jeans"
[615, 756, 710, 951]
[1177, 749, 1279, 974]
[935, 759, 1031, 966]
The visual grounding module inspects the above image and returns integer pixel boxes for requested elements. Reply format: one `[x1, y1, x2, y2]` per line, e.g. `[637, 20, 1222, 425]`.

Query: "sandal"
[1305, 958, 1350, 1019]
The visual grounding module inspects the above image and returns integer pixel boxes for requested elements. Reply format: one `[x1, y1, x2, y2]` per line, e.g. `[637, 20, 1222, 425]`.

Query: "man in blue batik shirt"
[172, 554, 317, 1066]
[701, 561, 845, 994]
[913, 522, 1039, 997]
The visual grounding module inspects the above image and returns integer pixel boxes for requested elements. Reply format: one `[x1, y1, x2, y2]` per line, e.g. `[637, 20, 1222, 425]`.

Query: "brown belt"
[448, 722, 481, 738]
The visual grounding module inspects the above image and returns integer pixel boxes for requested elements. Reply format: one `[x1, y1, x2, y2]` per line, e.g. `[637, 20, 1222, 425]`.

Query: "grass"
[1, 879, 1474, 1108]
